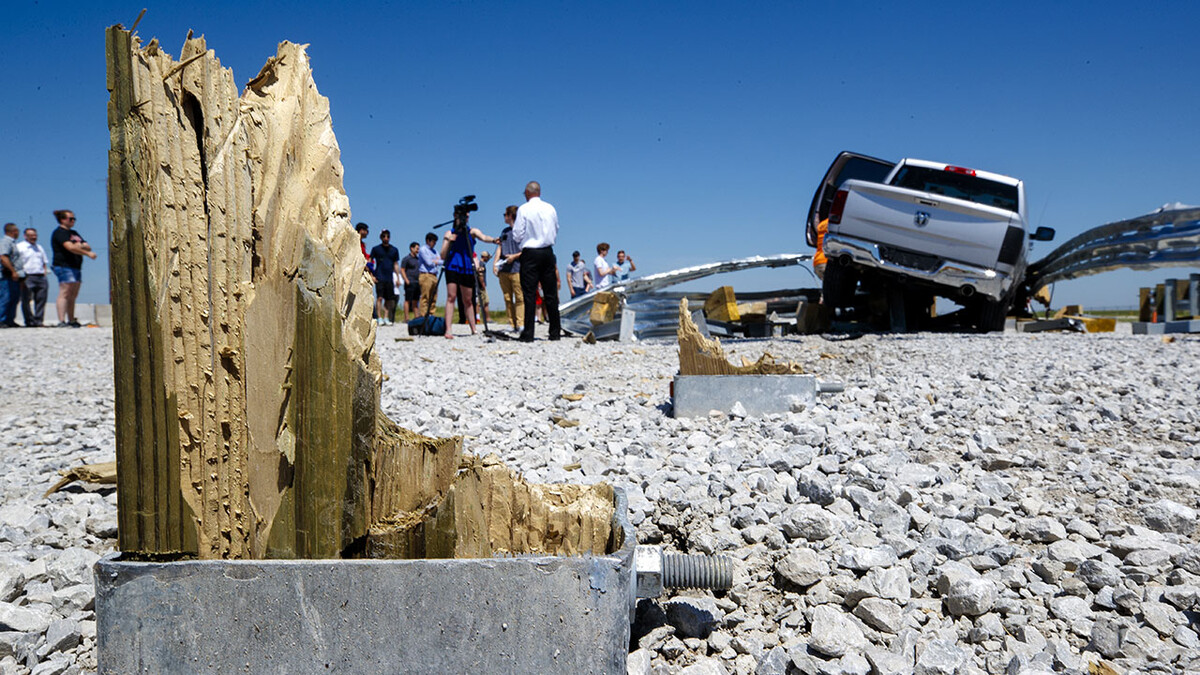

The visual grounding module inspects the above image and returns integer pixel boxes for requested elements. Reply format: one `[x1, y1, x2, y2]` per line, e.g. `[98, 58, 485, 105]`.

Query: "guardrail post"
[1164, 278, 1178, 322]
[1190, 274, 1200, 319]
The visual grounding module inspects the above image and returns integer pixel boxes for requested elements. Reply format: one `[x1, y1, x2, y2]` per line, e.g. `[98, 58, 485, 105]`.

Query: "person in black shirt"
[49, 209, 95, 328]
[369, 229, 402, 326]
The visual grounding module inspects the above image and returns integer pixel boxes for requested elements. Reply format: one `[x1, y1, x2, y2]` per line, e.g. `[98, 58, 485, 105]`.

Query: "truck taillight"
[829, 189, 849, 224]
[945, 165, 977, 176]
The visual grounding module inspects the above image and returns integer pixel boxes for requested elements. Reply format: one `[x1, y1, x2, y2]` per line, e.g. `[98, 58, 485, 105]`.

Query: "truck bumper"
[824, 234, 1010, 301]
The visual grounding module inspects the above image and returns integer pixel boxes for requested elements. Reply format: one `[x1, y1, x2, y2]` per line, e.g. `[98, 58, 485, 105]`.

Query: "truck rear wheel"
[973, 297, 1010, 333]
[822, 262, 858, 308]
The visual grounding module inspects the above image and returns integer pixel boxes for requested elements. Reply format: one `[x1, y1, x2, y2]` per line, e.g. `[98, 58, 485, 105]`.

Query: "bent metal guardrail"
[1025, 207, 1200, 291]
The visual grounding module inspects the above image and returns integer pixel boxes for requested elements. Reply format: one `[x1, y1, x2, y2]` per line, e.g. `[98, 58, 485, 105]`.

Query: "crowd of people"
[0, 190, 642, 339]
[1, 210, 97, 329]
[357, 181, 639, 341]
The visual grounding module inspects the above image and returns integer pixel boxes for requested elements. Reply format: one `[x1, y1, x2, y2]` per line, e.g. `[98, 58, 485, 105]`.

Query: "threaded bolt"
[662, 553, 733, 591]
[634, 545, 733, 601]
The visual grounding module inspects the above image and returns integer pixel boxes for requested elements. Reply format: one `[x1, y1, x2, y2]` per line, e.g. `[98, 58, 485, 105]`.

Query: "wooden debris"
[589, 291, 619, 325]
[106, 26, 613, 561]
[552, 416, 581, 428]
[677, 298, 804, 375]
[44, 461, 118, 498]
[1033, 286, 1052, 306]
[795, 300, 830, 335]
[1139, 287, 1153, 322]
[1053, 304, 1084, 319]
[736, 301, 766, 318]
[1088, 660, 1120, 675]
[1069, 316, 1116, 333]
[704, 286, 739, 322]
[561, 393, 584, 401]
[367, 455, 614, 559]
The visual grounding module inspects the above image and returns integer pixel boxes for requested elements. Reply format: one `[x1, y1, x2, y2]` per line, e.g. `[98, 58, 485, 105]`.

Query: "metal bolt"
[631, 545, 733, 623]
[633, 545, 733, 600]
[817, 380, 845, 394]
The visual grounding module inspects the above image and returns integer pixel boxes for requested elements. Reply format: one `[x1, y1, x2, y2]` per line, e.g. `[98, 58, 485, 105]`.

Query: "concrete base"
[1132, 319, 1200, 334]
[672, 375, 839, 417]
[76, 303, 113, 327]
[96, 492, 634, 674]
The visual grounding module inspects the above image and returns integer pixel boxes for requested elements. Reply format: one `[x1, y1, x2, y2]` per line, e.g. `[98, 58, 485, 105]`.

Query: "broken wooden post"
[676, 298, 803, 375]
[106, 26, 611, 561]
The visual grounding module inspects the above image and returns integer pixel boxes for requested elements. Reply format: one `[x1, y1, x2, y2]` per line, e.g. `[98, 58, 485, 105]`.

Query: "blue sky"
[2, 1, 1197, 310]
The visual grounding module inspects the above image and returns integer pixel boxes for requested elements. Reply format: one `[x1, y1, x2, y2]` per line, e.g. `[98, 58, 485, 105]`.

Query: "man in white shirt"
[510, 181, 560, 342]
[593, 242, 615, 290]
[15, 228, 49, 327]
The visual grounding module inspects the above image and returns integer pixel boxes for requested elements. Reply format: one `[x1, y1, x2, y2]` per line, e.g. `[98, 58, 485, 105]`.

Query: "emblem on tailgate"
[913, 211, 930, 227]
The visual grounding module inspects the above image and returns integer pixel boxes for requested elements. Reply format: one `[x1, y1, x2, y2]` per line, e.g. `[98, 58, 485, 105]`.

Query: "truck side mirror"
[1030, 226, 1055, 242]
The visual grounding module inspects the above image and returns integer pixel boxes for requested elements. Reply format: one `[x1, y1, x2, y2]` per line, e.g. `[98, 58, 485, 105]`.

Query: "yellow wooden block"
[736, 301, 767, 317]
[704, 286, 739, 322]
[589, 291, 619, 325]
[1053, 304, 1083, 319]
[1064, 315, 1116, 333]
[1033, 286, 1052, 305]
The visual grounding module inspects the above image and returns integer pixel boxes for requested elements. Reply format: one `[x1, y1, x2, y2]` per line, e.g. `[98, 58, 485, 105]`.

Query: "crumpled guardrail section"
[1026, 207, 1200, 290]
[558, 253, 810, 315]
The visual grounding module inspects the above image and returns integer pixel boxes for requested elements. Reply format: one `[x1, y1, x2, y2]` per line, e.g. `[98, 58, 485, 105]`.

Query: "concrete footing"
[672, 375, 842, 417]
[96, 491, 634, 674]
[1132, 319, 1200, 334]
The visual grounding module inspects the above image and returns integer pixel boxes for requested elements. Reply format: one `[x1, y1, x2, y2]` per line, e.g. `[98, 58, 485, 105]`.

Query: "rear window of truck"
[891, 166, 1019, 213]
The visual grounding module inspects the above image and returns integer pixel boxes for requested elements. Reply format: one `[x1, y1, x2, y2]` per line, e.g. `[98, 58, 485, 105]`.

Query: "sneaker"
[68, 320, 82, 328]
[56, 322, 70, 328]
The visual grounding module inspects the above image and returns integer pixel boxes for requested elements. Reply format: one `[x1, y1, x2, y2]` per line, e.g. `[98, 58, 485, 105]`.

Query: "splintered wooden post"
[106, 25, 384, 558]
[106, 25, 612, 561]
[677, 298, 804, 376]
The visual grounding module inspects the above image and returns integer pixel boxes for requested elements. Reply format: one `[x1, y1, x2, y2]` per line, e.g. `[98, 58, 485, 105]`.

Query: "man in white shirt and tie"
[510, 181, 560, 342]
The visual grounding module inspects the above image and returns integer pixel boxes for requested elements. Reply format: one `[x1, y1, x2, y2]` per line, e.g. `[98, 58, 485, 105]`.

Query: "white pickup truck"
[806, 152, 1055, 331]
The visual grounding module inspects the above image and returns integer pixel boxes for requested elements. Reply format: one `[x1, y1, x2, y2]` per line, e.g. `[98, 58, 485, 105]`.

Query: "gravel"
[2, 325, 1199, 674]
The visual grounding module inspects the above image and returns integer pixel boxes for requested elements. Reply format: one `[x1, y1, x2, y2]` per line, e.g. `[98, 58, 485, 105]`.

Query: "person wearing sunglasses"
[50, 210, 96, 328]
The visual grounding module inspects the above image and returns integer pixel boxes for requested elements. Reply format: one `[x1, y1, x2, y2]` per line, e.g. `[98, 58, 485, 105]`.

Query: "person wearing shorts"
[400, 242, 420, 322]
[370, 229, 402, 326]
[439, 215, 499, 338]
[50, 209, 96, 327]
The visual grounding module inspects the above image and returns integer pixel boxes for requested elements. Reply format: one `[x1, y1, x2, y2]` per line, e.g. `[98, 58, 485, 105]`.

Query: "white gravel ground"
[2, 323, 1199, 675]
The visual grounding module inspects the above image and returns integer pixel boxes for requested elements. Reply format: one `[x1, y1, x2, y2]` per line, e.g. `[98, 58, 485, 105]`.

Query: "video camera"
[452, 195, 478, 233]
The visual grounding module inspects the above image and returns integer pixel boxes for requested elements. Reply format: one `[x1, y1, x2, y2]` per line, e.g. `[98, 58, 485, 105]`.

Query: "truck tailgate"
[834, 181, 1014, 270]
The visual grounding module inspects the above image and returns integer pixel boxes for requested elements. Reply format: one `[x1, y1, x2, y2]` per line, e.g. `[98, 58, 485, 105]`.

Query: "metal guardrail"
[1026, 207, 1200, 290]
[558, 253, 811, 315]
